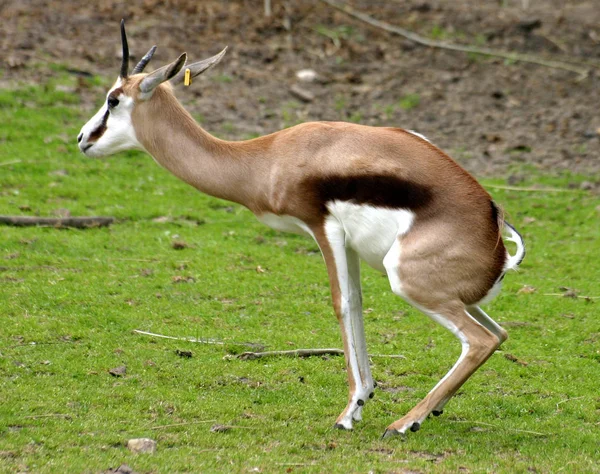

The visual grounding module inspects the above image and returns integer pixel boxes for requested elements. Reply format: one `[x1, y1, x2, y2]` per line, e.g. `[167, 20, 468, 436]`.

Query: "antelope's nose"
[77, 132, 83, 143]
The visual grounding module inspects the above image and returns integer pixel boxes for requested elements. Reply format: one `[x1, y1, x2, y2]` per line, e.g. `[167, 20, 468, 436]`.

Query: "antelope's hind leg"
[382, 238, 503, 438]
[313, 222, 374, 430]
[426, 305, 508, 417]
[382, 302, 500, 438]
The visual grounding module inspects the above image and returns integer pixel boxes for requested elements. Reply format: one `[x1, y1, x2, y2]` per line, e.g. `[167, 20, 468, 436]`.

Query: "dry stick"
[556, 396, 585, 410]
[133, 329, 225, 345]
[543, 293, 600, 299]
[485, 184, 586, 193]
[318, 0, 591, 78]
[369, 354, 406, 359]
[23, 413, 72, 419]
[450, 420, 547, 437]
[134, 331, 400, 359]
[0, 215, 115, 229]
[133, 329, 261, 348]
[238, 348, 344, 360]
[150, 420, 216, 430]
[0, 159, 21, 166]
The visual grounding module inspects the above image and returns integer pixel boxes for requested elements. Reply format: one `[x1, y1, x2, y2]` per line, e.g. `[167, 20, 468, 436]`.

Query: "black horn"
[120, 19, 129, 78]
[132, 45, 157, 74]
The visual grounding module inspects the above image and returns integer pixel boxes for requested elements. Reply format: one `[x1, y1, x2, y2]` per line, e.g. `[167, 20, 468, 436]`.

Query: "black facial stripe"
[88, 109, 110, 143]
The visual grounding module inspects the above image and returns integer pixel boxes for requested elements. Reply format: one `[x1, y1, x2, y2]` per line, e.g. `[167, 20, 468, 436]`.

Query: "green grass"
[1, 81, 599, 473]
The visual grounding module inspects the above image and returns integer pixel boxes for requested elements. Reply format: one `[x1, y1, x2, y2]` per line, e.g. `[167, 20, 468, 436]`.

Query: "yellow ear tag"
[184, 68, 192, 86]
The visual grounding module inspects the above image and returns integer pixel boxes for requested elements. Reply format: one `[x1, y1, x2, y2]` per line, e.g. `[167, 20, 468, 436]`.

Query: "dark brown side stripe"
[308, 174, 433, 213]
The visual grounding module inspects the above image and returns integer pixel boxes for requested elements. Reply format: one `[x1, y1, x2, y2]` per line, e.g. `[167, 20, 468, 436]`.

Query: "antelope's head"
[77, 20, 226, 158]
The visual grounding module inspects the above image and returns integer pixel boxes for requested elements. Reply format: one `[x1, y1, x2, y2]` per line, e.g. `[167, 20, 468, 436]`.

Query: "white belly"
[256, 213, 314, 238]
[326, 201, 414, 272]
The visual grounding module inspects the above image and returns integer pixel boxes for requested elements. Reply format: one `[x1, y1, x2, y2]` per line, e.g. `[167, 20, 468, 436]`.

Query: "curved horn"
[120, 19, 129, 78]
[132, 45, 157, 74]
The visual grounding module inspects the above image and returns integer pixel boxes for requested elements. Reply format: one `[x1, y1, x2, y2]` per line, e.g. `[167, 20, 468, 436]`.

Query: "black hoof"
[357, 399, 364, 406]
[369, 392, 375, 399]
[410, 422, 420, 432]
[432, 410, 444, 417]
[334, 423, 349, 430]
[381, 428, 406, 440]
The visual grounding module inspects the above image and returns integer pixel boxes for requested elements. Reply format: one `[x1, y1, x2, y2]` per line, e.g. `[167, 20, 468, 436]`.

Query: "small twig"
[150, 420, 216, 430]
[237, 348, 344, 360]
[485, 184, 585, 193]
[0, 215, 115, 228]
[318, 0, 591, 78]
[133, 329, 224, 345]
[369, 354, 406, 359]
[0, 159, 21, 167]
[233, 348, 408, 360]
[133, 329, 262, 348]
[556, 396, 585, 410]
[23, 413, 72, 419]
[450, 419, 547, 437]
[543, 293, 600, 299]
[276, 463, 316, 467]
[10, 340, 76, 349]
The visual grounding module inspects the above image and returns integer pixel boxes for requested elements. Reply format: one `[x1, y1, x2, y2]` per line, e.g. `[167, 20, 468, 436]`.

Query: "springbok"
[78, 21, 525, 437]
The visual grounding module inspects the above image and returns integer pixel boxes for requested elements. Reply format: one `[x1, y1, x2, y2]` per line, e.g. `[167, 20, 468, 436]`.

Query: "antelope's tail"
[503, 221, 526, 270]
[491, 201, 525, 271]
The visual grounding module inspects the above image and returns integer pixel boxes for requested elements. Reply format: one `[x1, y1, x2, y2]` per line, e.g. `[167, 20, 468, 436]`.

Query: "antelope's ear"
[170, 47, 227, 85]
[139, 53, 187, 94]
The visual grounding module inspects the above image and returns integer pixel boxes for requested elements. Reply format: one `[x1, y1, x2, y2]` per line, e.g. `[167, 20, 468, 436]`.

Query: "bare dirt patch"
[2, 0, 598, 176]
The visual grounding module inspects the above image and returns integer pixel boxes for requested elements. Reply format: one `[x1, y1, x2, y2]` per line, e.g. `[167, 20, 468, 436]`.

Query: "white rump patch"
[326, 201, 414, 272]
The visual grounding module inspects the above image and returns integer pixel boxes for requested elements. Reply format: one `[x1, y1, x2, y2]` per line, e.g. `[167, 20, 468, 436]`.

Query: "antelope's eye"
[107, 96, 120, 109]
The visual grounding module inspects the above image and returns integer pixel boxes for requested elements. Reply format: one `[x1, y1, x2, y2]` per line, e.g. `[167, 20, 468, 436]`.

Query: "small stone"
[109, 464, 136, 474]
[109, 365, 126, 377]
[296, 69, 317, 82]
[289, 84, 314, 103]
[175, 349, 193, 358]
[210, 424, 232, 433]
[127, 438, 156, 454]
[171, 240, 189, 250]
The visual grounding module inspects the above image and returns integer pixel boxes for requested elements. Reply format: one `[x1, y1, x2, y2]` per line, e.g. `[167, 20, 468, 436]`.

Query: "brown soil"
[2, 0, 599, 176]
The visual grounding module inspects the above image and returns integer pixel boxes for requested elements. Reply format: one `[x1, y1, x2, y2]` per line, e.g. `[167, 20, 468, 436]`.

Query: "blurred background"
[1, 0, 599, 179]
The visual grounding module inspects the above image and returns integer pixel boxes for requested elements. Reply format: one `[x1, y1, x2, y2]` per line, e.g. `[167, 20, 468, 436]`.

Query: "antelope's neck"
[132, 96, 266, 210]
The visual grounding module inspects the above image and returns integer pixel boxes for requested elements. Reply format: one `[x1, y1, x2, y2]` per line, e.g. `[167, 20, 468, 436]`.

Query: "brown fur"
[115, 76, 511, 432]
[122, 78, 506, 305]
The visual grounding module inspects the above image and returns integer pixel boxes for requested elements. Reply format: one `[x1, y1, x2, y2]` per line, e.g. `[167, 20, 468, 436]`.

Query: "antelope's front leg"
[314, 223, 374, 430]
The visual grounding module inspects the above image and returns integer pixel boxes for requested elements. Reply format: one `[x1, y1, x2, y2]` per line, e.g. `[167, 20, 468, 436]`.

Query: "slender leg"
[428, 305, 508, 417]
[382, 301, 500, 437]
[467, 305, 508, 344]
[312, 221, 374, 430]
